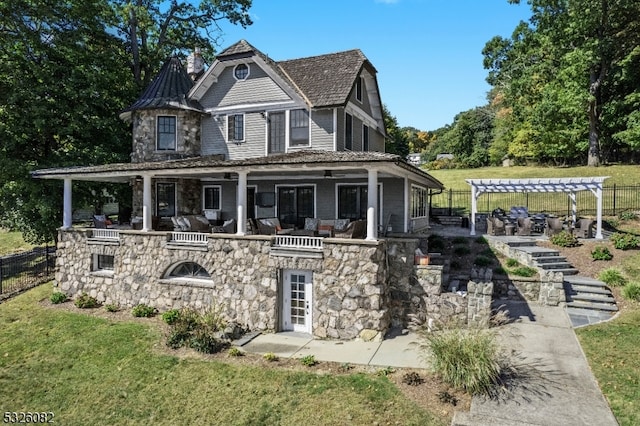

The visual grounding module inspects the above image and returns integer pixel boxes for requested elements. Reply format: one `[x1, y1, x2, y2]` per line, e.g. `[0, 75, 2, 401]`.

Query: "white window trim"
[156, 115, 178, 151]
[410, 184, 428, 219]
[226, 113, 245, 143]
[91, 253, 114, 274]
[233, 63, 250, 81]
[202, 184, 222, 212]
[288, 108, 311, 148]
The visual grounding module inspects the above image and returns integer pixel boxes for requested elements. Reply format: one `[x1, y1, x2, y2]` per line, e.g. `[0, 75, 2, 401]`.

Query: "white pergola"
[466, 177, 609, 239]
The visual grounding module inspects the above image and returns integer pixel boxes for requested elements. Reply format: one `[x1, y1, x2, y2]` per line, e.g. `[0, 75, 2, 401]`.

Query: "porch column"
[569, 192, 577, 227]
[142, 175, 152, 232]
[236, 171, 247, 235]
[470, 184, 477, 236]
[366, 169, 378, 241]
[62, 178, 73, 230]
[595, 186, 604, 239]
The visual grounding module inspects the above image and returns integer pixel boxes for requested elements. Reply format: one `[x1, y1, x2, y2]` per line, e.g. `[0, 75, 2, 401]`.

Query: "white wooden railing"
[273, 235, 324, 250]
[169, 232, 208, 245]
[91, 229, 120, 240]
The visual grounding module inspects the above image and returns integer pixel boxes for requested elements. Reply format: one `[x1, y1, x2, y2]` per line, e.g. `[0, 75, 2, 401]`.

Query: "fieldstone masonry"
[467, 268, 494, 328]
[55, 230, 389, 341]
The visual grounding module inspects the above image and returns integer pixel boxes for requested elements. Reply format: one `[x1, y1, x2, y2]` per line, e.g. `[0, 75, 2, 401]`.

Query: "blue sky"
[216, 0, 531, 131]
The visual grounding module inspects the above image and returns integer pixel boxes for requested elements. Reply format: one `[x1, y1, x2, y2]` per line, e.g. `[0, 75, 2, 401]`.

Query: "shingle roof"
[279, 49, 368, 108]
[120, 57, 203, 118]
[215, 40, 372, 108]
[31, 150, 444, 189]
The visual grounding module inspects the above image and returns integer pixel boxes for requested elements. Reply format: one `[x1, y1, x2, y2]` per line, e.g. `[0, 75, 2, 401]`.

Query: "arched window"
[165, 262, 211, 279]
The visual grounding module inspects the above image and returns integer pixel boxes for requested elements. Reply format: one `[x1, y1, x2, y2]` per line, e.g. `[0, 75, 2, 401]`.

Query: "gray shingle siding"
[310, 109, 334, 150]
[199, 64, 290, 109]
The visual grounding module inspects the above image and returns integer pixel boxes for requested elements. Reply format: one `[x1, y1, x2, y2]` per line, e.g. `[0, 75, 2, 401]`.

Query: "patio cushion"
[304, 217, 320, 231]
[334, 219, 350, 231]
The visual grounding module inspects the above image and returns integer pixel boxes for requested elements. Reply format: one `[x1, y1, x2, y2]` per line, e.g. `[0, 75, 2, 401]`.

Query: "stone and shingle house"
[33, 40, 447, 340]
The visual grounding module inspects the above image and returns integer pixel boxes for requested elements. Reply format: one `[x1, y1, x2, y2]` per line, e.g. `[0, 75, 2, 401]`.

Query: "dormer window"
[157, 116, 176, 150]
[234, 63, 249, 80]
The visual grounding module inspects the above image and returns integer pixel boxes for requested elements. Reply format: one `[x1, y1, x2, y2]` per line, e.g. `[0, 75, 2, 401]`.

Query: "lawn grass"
[0, 284, 446, 426]
[428, 165, 640, 189]
[0, 229, 37, 256]
[576, 307, 640, 426]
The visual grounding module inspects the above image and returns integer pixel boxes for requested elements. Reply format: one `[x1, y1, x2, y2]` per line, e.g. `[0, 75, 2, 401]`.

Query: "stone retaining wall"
[55, 230, 389, 340]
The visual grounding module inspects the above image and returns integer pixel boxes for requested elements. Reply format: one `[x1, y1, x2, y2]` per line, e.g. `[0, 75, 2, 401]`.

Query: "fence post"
[0, 257, 3, 295]
[612, 183, 617, 216]
[448, 189, 453, 216]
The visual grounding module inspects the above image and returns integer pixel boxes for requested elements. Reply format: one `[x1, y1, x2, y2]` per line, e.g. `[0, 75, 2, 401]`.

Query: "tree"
[485, 0, 640, 166]
[383, 104, 409, 157]
[111, 0, 253, 87]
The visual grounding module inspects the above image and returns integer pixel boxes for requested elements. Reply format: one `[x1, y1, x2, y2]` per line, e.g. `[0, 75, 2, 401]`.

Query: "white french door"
[282, 270, 313, 333]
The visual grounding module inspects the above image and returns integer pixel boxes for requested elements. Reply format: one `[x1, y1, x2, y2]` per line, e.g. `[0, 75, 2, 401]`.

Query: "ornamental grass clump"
[622, 282, 640, 301]
[598, 268, 627, 287]
[422, 329, 502, 395]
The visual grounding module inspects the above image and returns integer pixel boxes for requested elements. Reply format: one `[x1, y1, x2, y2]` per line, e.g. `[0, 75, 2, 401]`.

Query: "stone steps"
[567, 300, 619, 312]
[564, 275, 618, 313]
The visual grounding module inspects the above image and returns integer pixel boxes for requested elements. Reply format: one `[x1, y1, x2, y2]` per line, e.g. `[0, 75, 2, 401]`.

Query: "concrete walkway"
[453, 301, 618, 426]
[240, 328, 428, 369]
[238, 301, 618, 426]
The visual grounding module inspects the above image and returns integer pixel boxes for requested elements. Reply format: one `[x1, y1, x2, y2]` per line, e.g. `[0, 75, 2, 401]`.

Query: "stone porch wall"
[55, 230, 389, 340]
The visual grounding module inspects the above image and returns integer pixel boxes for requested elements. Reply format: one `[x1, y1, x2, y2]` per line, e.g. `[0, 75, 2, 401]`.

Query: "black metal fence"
[0, 246, 56, 299]
[431, 184, 640, 217]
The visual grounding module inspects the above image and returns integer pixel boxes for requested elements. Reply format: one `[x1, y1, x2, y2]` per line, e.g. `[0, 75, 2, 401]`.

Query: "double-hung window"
[227, 114, 244, 142]
[202, 185, 221, 211]
[362, 125, 369, 151]
[157, 116, 176, 150]
[345, 113, 353, 150]
[289, 109, 309, 146]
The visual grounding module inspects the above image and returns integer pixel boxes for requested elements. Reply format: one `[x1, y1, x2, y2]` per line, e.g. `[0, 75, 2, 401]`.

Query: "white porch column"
[142, 175, 152, 232]
[470, 184, 477, 236]
[569, 192, 577, 227]
[62, 179, 73, 230]
[595, 186, 604, 239]
[236, 171, 247, 235]
[366, 169, 378, 241]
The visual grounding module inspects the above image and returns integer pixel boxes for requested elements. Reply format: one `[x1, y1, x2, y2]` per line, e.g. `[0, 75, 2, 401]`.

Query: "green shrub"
[591, 246, 613, 261]
[263, 352, 278, 362]
[228, 347, 244, 357]
[105, 303, 119, 312]
[402, 372, 424, 386]
[50, 291, 67, 304]
[622, 282, 640, 301]
[161, 309, 181, 325]
[427, 234, 446, 251]
[475, 236, 488, 245]
[189, 328, 228, 354]
[598, 268, 628, 287]
[505, 258, 519, 268]
[493, 266, 507, 275]
[377, 366, 395, 377]
[550, 230, 579, 247]
[423, 329, 501, 395]
[511, 266, 536, 277]
[619, 211, 638, 221]
[452, 236, 468, 245]
[480, 248, 494, 257]
[453, 246, 470, 256]
[74, 293, 99, 309]
[473, 255, 492, 267]
[132, 304, 156, 317]
[610, 232, 640, 250]
[166, 327, 191, 349]
[300, 355, 317, 367]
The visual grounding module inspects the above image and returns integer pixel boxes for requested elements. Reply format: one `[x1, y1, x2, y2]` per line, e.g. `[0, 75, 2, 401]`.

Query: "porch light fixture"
[134, 175, 143, 183]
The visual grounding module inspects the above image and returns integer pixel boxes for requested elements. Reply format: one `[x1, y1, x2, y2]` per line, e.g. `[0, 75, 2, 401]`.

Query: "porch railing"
[91, 229, 120, 240]
[273, 235, 324, 250]
[169, 232, 208, 245]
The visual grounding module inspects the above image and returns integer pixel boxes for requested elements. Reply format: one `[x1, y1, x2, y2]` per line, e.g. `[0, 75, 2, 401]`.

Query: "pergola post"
[470, 184, 477, 236]
[595, 186, 604, 239]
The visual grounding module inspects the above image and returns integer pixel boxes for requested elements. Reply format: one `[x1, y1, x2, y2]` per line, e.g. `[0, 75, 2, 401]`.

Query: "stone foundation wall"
[467, 268, 494, 328]
[55, 230, 389, 340]
[494, 277, 540, 302]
